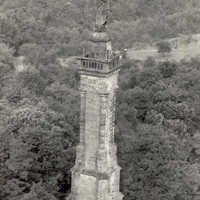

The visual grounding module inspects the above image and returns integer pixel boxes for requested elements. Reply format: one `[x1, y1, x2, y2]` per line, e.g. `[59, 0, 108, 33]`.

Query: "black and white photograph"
[0, 0, 200, 200]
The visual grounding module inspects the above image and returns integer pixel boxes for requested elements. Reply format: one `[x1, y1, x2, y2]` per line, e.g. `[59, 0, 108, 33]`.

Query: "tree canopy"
[0, 1, 200, 200]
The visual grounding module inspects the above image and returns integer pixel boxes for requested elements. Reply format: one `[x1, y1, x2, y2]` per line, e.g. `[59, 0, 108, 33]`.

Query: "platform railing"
[78, 56, 120, 74]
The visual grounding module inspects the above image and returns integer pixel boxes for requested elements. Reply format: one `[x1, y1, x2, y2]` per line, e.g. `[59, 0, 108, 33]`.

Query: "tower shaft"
[71, 72, 123, 200]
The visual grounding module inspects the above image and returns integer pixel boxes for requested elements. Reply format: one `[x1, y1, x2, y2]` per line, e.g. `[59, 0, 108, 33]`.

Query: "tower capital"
[78, 0, 122, 76]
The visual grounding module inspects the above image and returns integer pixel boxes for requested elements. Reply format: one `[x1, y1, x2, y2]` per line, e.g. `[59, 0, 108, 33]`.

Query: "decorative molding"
[80, 74, 118, 94]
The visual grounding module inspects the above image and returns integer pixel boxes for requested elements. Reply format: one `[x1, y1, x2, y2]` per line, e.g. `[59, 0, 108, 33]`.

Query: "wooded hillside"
[0, 1, 200, 200]
[1, 0, 200, 54]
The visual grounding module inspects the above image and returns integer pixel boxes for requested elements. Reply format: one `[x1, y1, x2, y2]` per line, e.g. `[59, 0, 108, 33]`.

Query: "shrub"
[156, 41, 172, 54]
[158, 61, 177, 78]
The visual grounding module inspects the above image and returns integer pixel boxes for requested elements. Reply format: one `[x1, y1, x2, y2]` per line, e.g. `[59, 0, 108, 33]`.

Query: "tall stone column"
[70, 1, 123, 199]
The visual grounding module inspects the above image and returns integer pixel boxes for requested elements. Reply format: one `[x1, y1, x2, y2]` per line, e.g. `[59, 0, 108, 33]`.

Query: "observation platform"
[78, 55, 121, 76]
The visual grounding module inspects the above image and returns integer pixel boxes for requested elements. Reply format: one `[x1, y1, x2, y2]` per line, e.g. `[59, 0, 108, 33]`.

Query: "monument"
[70, 0, 123, 200]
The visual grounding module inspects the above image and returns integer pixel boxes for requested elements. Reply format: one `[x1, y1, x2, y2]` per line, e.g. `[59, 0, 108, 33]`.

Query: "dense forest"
[1, 0, 200, 53]
[0, 0, 200, 200]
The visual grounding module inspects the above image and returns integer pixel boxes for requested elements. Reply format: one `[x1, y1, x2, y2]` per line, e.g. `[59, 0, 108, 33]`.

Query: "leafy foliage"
[0, 1, 200, 200]
[116, 57, 200, 200]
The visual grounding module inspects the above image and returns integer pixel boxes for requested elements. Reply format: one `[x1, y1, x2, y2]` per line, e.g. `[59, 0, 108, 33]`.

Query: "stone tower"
[70, 1, 123, 200]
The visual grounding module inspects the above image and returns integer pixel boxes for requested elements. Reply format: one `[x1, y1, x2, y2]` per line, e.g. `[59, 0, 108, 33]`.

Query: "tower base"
[70, 165, 123, 200]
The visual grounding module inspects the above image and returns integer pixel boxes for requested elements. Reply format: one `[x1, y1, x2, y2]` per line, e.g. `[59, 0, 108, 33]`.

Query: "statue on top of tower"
[95, 0, 111, 32]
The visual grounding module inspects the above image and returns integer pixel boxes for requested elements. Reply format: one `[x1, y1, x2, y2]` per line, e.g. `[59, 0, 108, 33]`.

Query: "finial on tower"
[95, 0, 112, 32]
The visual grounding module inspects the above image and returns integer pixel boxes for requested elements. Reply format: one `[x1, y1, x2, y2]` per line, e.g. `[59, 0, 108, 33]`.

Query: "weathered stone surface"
[70, 69, 123, 200]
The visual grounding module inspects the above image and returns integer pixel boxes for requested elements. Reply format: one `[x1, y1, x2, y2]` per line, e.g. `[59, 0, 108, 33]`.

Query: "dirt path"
[128, 45, 200, 61]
